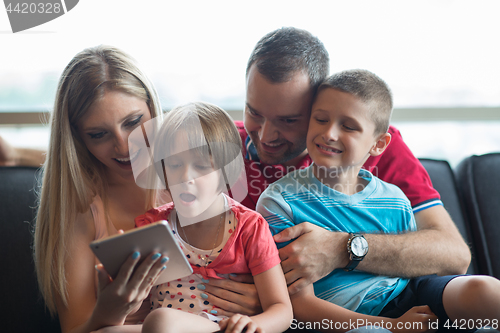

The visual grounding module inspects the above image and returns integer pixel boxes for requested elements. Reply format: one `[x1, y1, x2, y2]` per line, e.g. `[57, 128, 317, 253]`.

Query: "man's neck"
[281, 149, 309, 168]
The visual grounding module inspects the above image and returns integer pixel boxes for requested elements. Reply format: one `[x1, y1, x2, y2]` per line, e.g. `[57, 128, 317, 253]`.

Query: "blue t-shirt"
[256, 165, 416, 316]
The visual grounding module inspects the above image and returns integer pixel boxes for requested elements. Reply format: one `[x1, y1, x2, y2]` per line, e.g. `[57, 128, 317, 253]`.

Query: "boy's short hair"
[317, 69, 393, 134]
[246, 27, 330, 92]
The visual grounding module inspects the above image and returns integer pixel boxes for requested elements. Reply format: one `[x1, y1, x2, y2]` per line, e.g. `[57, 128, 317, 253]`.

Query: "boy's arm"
[291, 284, 435, 333]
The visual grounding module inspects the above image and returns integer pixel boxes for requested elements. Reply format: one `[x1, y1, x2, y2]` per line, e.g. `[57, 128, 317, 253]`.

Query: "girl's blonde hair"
[153, 102, 242, 195]
[34, 45, 162, 315]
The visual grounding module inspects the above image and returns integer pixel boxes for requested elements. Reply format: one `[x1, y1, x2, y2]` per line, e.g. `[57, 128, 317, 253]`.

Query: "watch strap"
[344, 257, 362, 271]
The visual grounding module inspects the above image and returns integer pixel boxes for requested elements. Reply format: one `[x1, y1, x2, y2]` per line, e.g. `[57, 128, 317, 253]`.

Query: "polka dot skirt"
[150, 205, 236, 319]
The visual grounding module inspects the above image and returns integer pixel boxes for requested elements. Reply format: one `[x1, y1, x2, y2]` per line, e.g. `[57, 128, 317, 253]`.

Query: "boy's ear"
[369, 132, 391, 157]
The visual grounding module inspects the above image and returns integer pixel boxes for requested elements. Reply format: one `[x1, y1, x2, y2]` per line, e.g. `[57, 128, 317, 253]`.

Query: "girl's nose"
[180, 166, 196, 185]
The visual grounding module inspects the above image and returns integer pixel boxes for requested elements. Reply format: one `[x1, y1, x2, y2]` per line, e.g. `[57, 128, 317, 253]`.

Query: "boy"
[257, 69, 500, 332]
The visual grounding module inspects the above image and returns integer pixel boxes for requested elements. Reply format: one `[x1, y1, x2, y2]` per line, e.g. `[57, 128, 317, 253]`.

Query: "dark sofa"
[1, 153, 499, 333]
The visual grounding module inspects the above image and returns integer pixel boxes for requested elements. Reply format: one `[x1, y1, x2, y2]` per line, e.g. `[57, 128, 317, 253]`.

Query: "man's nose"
[259, 120, 279, 143]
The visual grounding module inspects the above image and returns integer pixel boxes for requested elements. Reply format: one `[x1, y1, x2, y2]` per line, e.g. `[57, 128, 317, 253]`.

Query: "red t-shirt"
[235, 121, 440, 211]
[135, 196, 281, 279]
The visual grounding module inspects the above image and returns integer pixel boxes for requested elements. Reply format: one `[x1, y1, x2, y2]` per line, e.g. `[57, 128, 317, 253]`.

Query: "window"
[1, 0, 499, 165]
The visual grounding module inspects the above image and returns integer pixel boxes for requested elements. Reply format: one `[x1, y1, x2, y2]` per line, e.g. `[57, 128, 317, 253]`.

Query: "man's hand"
[274, 222, 350, 295]
[0, 135, 46, 167]
[201, 274, 262, 317]
[0, 136, 16, 166]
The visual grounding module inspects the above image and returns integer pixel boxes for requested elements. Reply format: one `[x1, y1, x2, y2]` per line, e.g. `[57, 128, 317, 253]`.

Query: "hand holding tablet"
[90, 220, 193, 285]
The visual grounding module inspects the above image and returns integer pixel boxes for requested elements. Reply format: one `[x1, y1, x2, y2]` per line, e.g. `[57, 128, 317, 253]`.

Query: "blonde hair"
[152, 102, 242, 195]
[34, 45, 162, 315]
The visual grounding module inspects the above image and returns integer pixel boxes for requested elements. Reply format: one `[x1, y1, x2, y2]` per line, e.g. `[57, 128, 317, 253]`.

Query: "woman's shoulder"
[72, 207, 97, 244]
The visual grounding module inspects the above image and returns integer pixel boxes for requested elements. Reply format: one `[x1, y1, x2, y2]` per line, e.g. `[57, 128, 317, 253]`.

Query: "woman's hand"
[92, 251, 168, 326]
[218, 314, 263, 333]
[200, 274, 262, 317]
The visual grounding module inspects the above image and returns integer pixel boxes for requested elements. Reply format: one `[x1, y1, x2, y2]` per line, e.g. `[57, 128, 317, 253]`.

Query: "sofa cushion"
[419, 158, 476, 274]
[455, 153, 500, 278]
[0, 166, 61, 332]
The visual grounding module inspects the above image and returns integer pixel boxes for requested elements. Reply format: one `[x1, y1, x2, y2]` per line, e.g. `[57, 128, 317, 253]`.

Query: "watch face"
[351, 236, 368, 257]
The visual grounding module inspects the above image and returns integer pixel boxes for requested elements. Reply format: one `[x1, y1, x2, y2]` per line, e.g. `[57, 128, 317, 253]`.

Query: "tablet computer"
[89, 220, 193, 285]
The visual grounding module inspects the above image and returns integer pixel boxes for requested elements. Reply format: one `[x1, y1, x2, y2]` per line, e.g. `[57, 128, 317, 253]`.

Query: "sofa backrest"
[419, 158, 477, 275]
[0, 166, 61, 332]
[1, 156, 497, 331]
[455, 153, 500, 278]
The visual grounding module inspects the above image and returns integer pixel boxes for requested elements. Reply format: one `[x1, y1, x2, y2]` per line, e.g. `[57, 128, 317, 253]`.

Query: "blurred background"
[1, 0, 499, 166]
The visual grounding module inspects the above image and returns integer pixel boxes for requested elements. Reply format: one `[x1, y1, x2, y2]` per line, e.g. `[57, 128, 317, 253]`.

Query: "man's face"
[244, 65, 313, 166]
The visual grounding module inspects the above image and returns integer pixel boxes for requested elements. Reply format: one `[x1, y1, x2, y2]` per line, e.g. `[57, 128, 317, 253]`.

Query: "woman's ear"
[370, 132, 391, 157]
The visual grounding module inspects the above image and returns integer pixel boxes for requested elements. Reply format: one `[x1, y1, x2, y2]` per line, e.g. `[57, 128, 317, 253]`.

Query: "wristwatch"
[344, 233, 368, 271]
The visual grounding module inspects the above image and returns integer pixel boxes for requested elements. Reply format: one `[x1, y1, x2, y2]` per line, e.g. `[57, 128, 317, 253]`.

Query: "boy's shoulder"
[363, 169, 411, 203]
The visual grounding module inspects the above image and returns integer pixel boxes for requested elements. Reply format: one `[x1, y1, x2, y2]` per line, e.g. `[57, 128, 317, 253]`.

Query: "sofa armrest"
[419, 158, 477, 275]
[455, 153, 500, 278]
[0, 166, 61, 332]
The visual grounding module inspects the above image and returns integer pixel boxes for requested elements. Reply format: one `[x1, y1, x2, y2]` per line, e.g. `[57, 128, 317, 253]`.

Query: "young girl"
[135, 102, 293, 333]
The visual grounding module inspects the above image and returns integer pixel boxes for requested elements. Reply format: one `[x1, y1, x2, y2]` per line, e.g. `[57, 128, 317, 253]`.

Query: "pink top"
[90, 196, 150, 324]
[135, 196, 281, 279]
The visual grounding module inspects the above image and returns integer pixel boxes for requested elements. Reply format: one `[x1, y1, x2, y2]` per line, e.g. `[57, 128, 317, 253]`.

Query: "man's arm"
[0, 136, 46, 167]
[276, 205, 471, 295]
[360, 205, 470, 277]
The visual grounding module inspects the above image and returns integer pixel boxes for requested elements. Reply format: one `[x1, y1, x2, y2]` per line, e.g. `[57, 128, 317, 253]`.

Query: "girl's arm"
[221, 264, 293, 333]
[291, 284, 436, 333]
[56, 211, 166, 333]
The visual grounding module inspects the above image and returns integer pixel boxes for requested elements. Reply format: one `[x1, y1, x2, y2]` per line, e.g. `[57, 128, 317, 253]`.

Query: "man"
[200, 27, 470, 317]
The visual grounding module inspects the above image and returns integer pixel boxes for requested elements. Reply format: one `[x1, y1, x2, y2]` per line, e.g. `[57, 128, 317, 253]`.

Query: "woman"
[34, 45, 168, 333]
